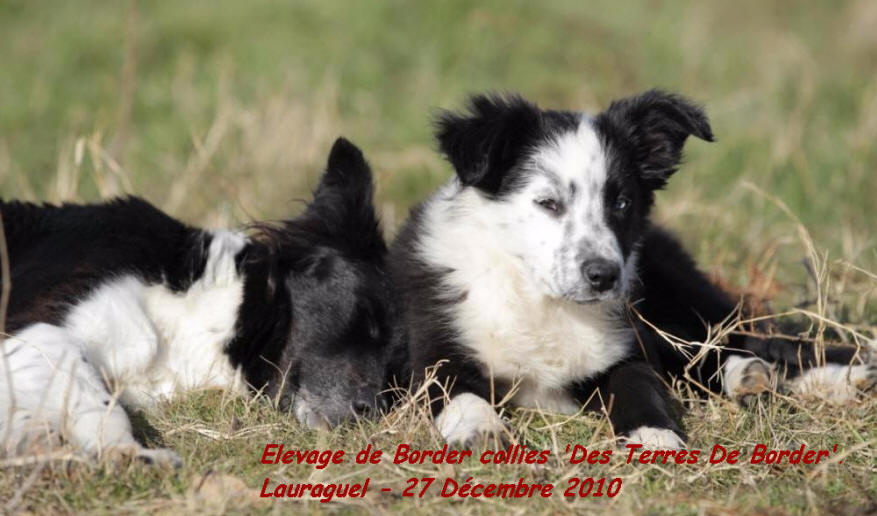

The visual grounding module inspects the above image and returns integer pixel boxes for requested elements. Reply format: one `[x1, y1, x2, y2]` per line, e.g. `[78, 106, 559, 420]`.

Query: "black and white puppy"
[390, 91, 875, 448]
[0, 138, 394, 465]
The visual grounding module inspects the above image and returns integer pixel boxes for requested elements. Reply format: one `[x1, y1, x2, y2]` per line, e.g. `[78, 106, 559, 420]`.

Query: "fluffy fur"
[390, 91, 875, 448]
[0, 137, 394, 463]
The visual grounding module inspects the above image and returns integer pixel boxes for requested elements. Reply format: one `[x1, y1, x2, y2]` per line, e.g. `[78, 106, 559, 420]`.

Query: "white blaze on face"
[488, 119, 625, 302]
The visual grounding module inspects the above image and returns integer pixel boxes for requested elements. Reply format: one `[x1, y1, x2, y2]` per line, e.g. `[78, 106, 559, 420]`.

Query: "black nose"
[352, 401, 371, 416]
[582, 259, 620, 292]
[351, 397, 376, 417]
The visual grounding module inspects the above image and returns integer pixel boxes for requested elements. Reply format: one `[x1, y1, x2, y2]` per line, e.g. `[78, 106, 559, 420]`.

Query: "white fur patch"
[624, 426, 685, 449]
[435, 393, 507, 445]
[790, 364, 876, 403]
[65, 230, 248, 407]
[1, 230, 247, 460]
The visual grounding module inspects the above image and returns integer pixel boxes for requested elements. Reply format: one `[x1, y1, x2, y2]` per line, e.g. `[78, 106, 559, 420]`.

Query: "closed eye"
[357, 302, 383, 342]
[367, 317, 380, 340]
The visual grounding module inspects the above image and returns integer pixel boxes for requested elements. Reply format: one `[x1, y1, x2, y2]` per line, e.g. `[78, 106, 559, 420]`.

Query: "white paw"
[791, 364, 877, 403]
[623, 426, 685, 449]
[863, 340, 877, 365]
[104, 445, 183, 468]
[724, 356, 773, 402]
[136, 448, 183, 468]
[435, 393, 508, 446]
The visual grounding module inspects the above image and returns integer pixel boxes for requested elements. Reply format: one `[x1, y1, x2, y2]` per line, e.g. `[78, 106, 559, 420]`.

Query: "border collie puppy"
[0, 138, 394, 465]
[390, 91, 875, 448]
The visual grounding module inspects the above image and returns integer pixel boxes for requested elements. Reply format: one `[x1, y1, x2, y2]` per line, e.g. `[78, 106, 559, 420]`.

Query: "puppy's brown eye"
[535, 198, 562, 214]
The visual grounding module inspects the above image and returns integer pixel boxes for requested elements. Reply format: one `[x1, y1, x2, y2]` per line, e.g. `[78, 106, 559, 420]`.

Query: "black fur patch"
[1, 197, 211, 333]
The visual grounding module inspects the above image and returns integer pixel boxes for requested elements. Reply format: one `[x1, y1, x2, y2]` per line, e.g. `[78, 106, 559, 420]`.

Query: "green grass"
[1, 1, 876, 514]
[2, 390, 875, 514]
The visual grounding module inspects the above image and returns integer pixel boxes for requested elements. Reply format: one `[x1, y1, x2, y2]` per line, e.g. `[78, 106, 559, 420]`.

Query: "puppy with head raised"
[0, 138, 394, 464]
[391, 91, 874, 448]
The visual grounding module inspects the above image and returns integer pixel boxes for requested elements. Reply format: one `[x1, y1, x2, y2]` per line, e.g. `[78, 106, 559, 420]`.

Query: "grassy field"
[1, 1, 876, 514]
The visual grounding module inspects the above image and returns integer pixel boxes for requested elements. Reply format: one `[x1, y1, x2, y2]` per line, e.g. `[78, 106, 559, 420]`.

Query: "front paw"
[435, 393, 510, 447]
[103, 445, 183, 468]
[724, 356, 774, 406]
[621, 426, 686, 449]
[135, 448, 183, 469]
[791, 364, 877, 402]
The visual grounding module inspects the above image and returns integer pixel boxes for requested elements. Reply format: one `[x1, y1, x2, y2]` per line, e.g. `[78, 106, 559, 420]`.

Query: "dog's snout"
[582, 259, 619, 292]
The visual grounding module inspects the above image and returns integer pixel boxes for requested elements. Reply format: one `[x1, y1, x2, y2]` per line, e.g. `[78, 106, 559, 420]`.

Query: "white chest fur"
[419, 186, 633, 413]
[63, 231, 248, 408]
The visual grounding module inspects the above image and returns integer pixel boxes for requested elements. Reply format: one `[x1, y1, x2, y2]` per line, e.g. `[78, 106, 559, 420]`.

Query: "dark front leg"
[742, 335, 866, 371]
[581, 361, 687, 448]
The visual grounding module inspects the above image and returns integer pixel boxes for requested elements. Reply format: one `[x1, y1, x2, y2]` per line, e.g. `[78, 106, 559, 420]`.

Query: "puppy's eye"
[535, 198, 562, 214]
[613, 195, 630, 213]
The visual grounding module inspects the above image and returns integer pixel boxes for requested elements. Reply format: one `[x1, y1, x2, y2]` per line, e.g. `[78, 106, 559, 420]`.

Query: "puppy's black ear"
[435, 94, 542, 194]
[314, 137, 374, 201]
[304, 137, 386, 258]
[599, 90, 713, 189]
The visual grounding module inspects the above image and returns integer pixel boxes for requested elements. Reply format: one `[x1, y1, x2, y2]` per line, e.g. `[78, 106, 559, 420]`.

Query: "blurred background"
[1, 0, 874, 318]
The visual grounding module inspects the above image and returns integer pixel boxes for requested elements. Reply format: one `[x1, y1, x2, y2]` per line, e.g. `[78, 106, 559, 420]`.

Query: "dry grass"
[0, 352, 875, 515]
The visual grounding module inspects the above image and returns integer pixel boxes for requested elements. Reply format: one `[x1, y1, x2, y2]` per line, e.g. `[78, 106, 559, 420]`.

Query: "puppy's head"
[436, 90, 712, 304]
[241, 138, 393, 428]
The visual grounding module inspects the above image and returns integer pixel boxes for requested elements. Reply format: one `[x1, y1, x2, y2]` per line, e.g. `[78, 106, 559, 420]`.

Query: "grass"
[1, 0, 876, 514]
[1, 380, 875, 514]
